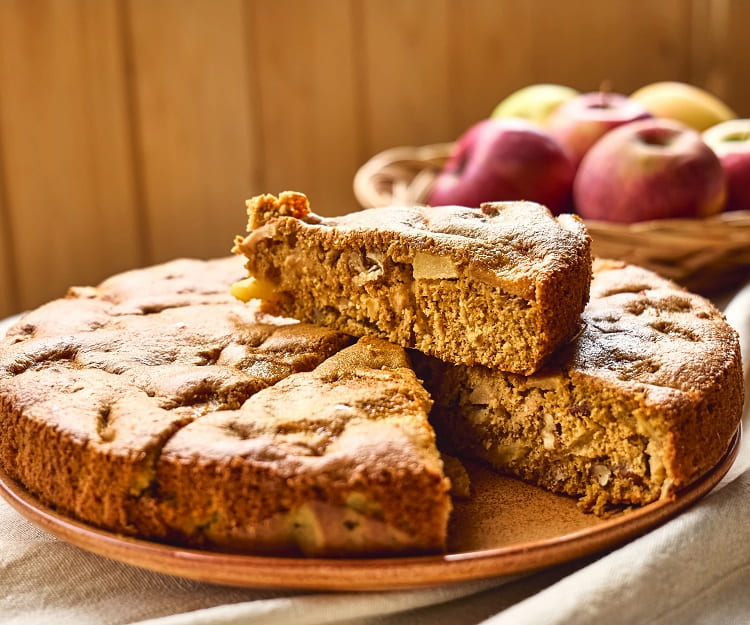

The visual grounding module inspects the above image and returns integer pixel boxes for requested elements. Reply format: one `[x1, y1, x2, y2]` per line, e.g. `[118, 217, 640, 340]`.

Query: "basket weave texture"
[353, 143, 750, 295]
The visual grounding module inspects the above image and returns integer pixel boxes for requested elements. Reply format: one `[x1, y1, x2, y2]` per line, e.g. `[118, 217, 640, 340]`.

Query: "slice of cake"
[232, 191, 591, 375]
[0, 257, 451, 556]
[137, 336, 449, 555]
[416, 259, 744, 513]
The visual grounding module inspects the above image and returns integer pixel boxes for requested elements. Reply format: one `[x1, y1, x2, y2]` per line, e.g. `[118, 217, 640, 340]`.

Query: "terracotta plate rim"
[0, 427, 740, 591]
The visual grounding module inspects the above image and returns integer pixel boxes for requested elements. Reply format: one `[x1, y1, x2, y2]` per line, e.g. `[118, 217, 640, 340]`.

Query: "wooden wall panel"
[0, 0, 748, 309]
[0, 190, 17, 319]
[127, 0, 258, 262]
[0, 271, 13, 321]
[721, 0, 750, 116]
[691, 0, 750, 116]
[447, 0, 691, 133]
[359, 0, 454, 151]
[360, 0, 694, 153]
[249, 0, 361, 216]
[0, 123, 18, 318]
[522, 0, 692, 95]
[0, 0, 142, 310]
[447, 0, 536, 133]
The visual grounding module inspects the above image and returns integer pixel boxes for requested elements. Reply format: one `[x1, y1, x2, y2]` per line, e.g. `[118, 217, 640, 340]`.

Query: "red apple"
[427, 118, 575, 215]
[574, 119, 726, 223]
[703, 119, 750, 212]
[546, 92, 652, 168]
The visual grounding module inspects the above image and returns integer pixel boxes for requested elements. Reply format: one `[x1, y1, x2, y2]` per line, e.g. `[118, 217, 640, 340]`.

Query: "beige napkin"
[2, 279, 750, 625]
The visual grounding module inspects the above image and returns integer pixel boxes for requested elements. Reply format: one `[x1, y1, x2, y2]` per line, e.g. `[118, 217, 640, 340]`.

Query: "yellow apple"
[630, 81, 736, 132]
[491, 84, 579, 125]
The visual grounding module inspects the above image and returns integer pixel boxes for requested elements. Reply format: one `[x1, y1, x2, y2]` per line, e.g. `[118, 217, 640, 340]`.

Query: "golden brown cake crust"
[569, 258, 744, 500]
[243, 191, 589, 298]
[569, 259, 739, 391]
[0, 252, 741, 551]
[234, 191, 592, 374]
[0, 257, 451, 556]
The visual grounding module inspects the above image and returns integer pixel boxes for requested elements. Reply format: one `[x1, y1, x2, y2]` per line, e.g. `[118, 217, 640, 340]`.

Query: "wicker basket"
[354, 142, 750, 295]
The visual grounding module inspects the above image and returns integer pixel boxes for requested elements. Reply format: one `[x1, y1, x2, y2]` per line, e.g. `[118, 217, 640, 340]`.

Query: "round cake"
[0, 256, 743, 555]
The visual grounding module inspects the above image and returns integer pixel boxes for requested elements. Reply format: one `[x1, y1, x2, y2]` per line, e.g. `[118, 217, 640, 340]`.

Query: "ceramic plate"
[0, 429, 739, 591]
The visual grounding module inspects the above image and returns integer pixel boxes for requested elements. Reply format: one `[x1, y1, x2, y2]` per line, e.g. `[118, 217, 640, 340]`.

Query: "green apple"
[630, 81, 736, 132]
[703, 119, 750, 212]
[491, 84, 579, 125]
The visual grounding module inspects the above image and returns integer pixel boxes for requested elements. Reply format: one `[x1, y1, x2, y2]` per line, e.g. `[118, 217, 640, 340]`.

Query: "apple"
[427, 118, 575, 214]
[574, 119, 726, 223]
[546, 92, 652, 168]
[491, 84, 579, 125]
[630, 81, 736, 132]
[703, 119, 750, 212]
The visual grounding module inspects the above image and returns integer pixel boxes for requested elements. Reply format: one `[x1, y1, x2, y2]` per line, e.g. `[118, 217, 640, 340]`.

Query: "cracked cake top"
[0, 256, 451, 555]
[238, 191, 590, 299]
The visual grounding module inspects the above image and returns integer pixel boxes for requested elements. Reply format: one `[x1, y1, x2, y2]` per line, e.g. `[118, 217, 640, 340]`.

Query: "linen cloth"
[1, 279, 749, 625]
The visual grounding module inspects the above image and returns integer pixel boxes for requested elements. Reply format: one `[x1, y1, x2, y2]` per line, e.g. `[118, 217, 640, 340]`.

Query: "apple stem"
[599, 79, 613, 107]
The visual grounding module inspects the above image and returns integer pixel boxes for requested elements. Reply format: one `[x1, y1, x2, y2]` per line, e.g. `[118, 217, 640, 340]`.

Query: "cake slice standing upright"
[233, 191, 592, 375]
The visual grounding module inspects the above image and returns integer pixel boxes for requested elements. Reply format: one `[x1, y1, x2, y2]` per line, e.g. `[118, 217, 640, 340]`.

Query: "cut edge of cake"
[416, 258, 744, 514]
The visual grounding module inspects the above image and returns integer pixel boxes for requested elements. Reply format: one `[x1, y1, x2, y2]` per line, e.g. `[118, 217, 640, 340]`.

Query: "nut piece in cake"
[233, 191, 592, 375]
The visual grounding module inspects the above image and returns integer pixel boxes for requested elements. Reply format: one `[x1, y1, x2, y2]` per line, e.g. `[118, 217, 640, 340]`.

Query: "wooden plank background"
[126, 0, 257, 264]
[0, 0, 748, 317]
[0, 0, 143, 314]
